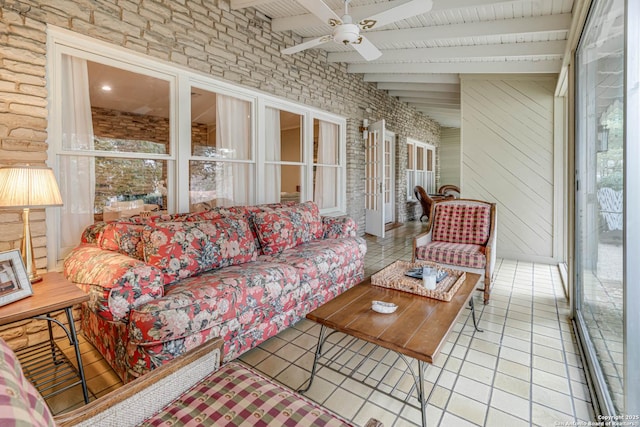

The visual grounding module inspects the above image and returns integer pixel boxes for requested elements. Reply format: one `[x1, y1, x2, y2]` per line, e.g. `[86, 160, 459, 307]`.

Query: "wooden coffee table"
[299, 271, 482, 427]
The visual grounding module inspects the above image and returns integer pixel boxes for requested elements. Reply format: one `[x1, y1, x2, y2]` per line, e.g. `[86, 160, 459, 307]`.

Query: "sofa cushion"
[128, 261, 300, 345]
[141, 216, 258, 284]
[252, 201, 323, 255]
[432, 203, 491, 245]
[139, 362, 352, 426]
[415, 241, 487, 269]
[259, 237, 367, 280]
[64, 245, 166, 322]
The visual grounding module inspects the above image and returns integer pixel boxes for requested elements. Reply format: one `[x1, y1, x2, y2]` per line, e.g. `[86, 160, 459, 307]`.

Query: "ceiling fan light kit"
[333, 23, 360, 45]
[282, 0, 434, 61]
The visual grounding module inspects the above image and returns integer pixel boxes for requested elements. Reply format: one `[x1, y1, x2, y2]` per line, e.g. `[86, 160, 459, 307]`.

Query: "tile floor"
[47, 221, 596, 426]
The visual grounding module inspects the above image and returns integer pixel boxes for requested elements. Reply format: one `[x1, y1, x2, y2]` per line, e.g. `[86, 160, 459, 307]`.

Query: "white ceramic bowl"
[372, 300, 398, 314]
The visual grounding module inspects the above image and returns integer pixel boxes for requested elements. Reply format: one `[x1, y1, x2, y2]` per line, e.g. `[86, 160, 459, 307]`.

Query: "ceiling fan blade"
[295, 0, 342, 27]
[282, 35, 332, 55]
[352, 36, 382, 61]
[359, 0, 434, 30]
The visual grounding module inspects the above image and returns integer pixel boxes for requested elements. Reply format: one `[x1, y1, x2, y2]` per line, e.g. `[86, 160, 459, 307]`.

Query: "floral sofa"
[64, 201, 366, 383]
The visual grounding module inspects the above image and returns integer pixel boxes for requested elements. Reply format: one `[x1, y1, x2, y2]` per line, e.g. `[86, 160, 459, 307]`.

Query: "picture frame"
[0, 250, 33, 307]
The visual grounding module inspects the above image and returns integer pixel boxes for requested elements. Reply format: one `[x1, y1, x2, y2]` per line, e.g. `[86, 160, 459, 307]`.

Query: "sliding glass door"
[574, 0, 639, 416]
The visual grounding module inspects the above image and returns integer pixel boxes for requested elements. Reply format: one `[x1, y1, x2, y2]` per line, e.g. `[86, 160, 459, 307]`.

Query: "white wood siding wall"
[439, 127, 461, 189]
[461, 75, 557, 262]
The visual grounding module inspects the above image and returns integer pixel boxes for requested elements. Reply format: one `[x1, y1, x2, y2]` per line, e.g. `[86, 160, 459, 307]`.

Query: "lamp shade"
[0, 165, 63, 208]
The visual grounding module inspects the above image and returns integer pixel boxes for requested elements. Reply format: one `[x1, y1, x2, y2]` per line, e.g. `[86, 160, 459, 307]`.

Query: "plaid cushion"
[0, 339, 56, 427]
[431, 203, 491, 245]
[415, 241, 486, 269]
[140, 362, 351, 426]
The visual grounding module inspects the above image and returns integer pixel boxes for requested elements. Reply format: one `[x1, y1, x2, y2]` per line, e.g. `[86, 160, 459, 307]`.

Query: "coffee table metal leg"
[65, 307, 89, 404]
[418, 360, 427, 427]
[298, 324, 327, 394]
[469, 298, 483, 332]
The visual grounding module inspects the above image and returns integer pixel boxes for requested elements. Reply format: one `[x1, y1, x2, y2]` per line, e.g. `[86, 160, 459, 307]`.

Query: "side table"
[0, 272, 90, 404]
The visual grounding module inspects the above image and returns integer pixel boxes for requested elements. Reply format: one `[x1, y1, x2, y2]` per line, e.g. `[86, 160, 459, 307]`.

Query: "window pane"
[62, 56, 170, 154]
[190, 161, 254, 209]
[407, 143, 414, 169]
[265, 108, 302, 162]
[314, 166, 338, 209]
[191, 88, 251, 160]
[92, 157, 167, 221]
[417, 147, 424, 170]
[575, 0, 625, 413]
[314, 119, 339, 165]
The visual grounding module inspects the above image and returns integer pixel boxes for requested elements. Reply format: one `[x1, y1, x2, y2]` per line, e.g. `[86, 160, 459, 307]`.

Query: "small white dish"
[372, 300, 398, 314]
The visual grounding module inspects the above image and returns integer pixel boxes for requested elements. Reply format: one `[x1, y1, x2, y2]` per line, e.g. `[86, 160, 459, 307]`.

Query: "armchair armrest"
[412, 230, 433, 262]
[322, 215, 358, 239]
[64, 245, 165, 322]
[485, 205, 498, 281]
[54, 338, 224, 427]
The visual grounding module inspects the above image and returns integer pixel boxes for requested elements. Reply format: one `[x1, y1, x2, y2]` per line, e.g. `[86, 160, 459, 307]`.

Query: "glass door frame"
[573, 0, 640, 416]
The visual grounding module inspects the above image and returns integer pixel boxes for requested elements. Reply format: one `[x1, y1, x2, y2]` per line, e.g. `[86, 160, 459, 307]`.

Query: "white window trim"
[46, 26, 347, 270]
[407, 138, 436, 200]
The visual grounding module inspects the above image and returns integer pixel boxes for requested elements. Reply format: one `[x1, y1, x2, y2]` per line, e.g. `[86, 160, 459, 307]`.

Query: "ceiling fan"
[282, 0, 434, 61]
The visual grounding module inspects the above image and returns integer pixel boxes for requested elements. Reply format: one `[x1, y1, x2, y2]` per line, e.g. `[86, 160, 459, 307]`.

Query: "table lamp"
[0, 165, 63, 283]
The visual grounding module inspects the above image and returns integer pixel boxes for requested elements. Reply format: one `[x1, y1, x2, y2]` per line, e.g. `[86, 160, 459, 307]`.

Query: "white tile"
[439, 412, 478, 427]
[490, 388, 530, 422]
[459, 361, 495, 385]
[493, 371, 530, 400]
[465, 348, 498, 369]
[486, 407, 530, 426]
[429, 385, 451, 409]
[275, 364, 310, 390]
[532, 368, 571, 395]
[501, 335, 531, 353]
[453, 375, 491, 404]
[532, 384, 574, 415]
[532, 402, 574, 426]
[323, 387, 365, 420]
[499, 347, 531, 366]
[497, 358, 531, 382]
[532, 355, 567, 377]
[447, 392, 488, 425]
[469, 337, 500, 357]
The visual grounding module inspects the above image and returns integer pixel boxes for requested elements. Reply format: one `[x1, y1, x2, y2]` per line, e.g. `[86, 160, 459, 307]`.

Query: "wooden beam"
[349, 59, 562, 74]
[339, 14, 571, 46]
[364, 74, 460, 83]
[328, 40, 566, 63]
[388, 90, 460, 101]
[404, 102, 461, 109]
[272, 0, 538, 32]
[377, 82, 460, 93]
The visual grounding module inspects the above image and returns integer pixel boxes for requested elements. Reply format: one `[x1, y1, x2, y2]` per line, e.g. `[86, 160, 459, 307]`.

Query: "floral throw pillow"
[252, 201, 322, 255]
[141, 216, 257, 284]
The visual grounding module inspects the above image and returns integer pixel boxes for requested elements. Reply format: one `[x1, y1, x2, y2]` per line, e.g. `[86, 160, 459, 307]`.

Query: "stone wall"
[0, 0, 439, 347]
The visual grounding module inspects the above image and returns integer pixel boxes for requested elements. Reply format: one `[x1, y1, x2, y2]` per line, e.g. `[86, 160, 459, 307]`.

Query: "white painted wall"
[439, 127, 461, 190]
[461, 75, 559, 262]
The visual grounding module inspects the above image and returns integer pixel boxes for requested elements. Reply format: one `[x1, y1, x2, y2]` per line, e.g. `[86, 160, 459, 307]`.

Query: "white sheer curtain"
[60, 55, 95, 254]
[264, 107, 281, 203]
[215, 94, 251, 206]
[314, 120, 338, 209]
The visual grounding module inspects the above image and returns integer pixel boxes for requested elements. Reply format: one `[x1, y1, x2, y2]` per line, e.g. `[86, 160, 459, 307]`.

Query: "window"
[313, 118, 341, 210]
[47, 28, 346, 267]
[190, 87, 254, 209]
[263, 107, 304, 204]
[406, 139, 435, 198]
[56, 54, 174, 255]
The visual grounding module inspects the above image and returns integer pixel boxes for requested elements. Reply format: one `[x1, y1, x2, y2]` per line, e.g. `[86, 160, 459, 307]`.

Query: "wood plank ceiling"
[231, 0, 574, 128]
